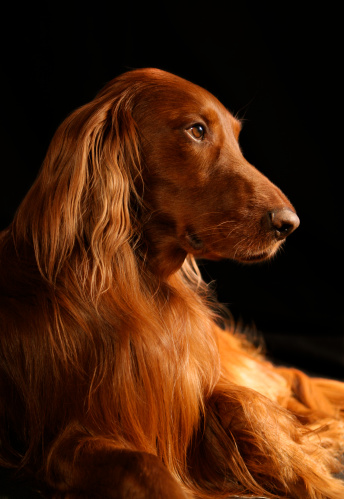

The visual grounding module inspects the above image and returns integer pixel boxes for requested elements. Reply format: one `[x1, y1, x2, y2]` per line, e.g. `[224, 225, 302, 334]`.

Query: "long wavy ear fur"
[13, 81, 143, 297]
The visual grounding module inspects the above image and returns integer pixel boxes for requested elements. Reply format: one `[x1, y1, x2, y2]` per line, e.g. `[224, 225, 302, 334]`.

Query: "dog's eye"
[186, 124, 205, 141]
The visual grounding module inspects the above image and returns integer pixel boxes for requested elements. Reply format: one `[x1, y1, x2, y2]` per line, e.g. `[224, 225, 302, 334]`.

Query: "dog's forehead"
[139, 77, 239, 131]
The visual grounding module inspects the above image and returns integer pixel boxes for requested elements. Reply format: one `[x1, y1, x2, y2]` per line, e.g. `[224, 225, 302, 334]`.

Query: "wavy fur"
[0, 68, 343, 498]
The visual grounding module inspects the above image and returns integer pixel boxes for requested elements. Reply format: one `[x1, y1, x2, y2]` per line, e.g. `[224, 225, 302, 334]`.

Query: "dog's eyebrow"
[231, 116, 242, 136]
[233, 115, 243, 128]
[225, 108, 242, 129]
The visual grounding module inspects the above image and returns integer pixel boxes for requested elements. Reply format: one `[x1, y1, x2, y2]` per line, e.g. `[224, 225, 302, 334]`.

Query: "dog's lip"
[239, 251, 272, 262]
[235, 245, 279, 263]
[185, 230, 204, 250]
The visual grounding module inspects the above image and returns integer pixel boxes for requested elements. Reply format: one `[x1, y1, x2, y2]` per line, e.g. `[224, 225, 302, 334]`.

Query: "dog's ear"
[13, 84, 142, 293]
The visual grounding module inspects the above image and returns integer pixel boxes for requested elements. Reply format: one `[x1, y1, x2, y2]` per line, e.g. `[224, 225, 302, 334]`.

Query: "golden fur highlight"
[0, 68, 343, 498]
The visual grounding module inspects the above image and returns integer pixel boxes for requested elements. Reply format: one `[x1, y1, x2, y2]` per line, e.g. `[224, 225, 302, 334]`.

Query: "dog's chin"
[192, 242, 282, 264]
[235, 250, 276, 263]
[231, 243, 282, 264]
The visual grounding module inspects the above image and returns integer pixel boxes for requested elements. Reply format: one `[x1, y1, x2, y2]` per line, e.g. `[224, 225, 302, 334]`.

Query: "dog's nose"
[268, 208, 300, 240]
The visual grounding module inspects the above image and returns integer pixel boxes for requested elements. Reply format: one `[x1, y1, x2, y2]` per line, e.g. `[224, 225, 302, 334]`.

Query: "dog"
[0, 68, 343, 498]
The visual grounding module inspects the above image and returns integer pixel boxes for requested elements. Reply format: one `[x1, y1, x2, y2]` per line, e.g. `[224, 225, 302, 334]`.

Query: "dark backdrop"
[1, 2, 343, 379]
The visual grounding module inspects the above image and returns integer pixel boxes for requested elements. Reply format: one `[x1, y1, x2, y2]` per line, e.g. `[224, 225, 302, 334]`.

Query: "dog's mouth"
[185, 231, 204, 250]
[234, 243, 282, 263]
[237, 250, 273, 263]
[183, 225, 283, 263]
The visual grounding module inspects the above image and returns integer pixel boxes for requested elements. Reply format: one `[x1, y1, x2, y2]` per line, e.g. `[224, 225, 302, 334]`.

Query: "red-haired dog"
[0, 69, 343, 498]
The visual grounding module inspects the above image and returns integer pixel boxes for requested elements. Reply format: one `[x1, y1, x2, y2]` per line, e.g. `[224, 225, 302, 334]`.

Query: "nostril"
[268, 208, 300, 240]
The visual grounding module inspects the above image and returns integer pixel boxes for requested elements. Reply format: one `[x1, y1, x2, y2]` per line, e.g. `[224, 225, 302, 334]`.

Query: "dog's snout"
[267, 208, 300, 240]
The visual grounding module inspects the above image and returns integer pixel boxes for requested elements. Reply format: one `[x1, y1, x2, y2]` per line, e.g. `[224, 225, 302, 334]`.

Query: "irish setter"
[0, 68, 343, 498]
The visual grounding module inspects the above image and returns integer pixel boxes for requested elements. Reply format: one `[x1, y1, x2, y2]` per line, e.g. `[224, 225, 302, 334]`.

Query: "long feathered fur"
[0, 68, 343, 498]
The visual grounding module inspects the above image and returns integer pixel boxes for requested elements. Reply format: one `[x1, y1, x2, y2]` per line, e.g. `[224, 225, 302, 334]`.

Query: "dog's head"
[112, 69, 299, 272]
[14, 68, 299, 282]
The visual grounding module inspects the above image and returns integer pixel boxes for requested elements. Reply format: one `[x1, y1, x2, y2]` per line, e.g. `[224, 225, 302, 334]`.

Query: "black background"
[1, 2, 343, 379]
